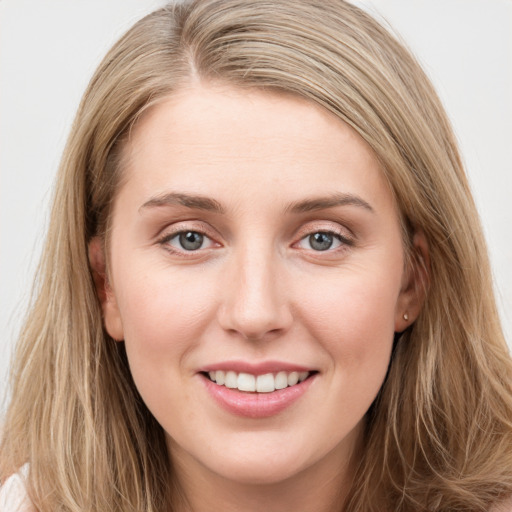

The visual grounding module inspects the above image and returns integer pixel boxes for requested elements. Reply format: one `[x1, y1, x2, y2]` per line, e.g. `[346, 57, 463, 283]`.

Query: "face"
[94, 85, 418, 488]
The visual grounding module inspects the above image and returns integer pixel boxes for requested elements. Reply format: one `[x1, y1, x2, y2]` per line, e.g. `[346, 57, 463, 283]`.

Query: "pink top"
[0, 466, 35, 512]
[1, 466, 512, 512]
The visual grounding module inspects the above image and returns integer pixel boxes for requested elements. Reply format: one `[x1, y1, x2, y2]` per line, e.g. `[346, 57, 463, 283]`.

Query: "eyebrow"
[139, 191, 374, 215]
[286, 193, 374, 214]
[140, 192, 225, 214]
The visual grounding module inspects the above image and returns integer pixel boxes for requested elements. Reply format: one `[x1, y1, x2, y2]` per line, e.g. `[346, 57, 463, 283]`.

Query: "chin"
[210, 455, 306, 486]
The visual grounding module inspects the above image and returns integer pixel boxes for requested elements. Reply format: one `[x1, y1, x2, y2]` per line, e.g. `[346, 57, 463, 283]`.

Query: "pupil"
[310, 232, 333, 251]
[179, 231, 203, 251]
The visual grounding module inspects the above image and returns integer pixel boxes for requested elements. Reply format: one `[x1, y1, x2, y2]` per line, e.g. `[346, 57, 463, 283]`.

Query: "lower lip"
[201, 374, 316, 418]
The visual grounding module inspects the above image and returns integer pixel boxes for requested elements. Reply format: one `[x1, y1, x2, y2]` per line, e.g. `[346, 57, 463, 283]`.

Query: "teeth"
[207, 370, 311, 393]
[237, 372, 256, 392]
[275, 371, 288, 389]
[225, 371, 237, 388]
[216, 370, 225, 385]
[287, 371, 299, 386]
[256, 373, 275, 393]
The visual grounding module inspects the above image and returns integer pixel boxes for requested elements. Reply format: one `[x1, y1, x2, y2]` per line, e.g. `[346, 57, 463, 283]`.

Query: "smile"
[206, 370, 311, 393]
[200, 365, 317, 418]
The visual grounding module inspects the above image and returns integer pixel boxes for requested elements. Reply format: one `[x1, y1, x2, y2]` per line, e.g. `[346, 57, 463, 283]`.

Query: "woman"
[1, 0, 511, 510]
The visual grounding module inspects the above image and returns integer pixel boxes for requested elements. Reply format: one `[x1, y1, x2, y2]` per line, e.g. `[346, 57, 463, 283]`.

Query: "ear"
[88, 237, 124, 341]
[394, 230, 430, 333]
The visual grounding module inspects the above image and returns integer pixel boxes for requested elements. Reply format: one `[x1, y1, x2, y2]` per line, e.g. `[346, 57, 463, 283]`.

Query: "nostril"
[217, 302, 293, 341]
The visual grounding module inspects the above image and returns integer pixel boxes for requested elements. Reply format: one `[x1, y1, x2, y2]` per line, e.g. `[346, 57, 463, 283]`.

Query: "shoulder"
[0, 465, 36, 512]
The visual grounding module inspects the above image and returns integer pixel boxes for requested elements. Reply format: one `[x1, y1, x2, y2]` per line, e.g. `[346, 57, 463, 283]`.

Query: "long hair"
[1, 1, 511, 511]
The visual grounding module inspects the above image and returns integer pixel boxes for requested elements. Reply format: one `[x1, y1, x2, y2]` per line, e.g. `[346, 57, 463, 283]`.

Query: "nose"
[217, 245, 293, 341]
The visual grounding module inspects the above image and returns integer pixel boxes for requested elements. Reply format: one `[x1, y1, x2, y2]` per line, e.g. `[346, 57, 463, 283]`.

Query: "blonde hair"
[2, 1, 512, 510]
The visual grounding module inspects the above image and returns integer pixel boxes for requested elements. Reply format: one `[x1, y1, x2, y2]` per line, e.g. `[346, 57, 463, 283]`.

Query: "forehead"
[118, 83, 396, 216]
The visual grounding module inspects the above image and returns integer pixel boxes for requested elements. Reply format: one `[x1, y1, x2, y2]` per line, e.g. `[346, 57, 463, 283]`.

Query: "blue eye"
[179, 231, 204, 250]
[297, 231, 345, 251]
[166, 231, 211, 251]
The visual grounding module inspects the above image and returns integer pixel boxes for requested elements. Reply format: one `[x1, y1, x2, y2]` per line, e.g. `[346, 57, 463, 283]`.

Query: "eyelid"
[293, 221, 354, 243]
[156, 219, 219, 239]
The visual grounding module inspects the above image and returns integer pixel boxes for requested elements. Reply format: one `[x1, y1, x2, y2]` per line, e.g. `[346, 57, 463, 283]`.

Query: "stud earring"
[403, 313, 409, 321]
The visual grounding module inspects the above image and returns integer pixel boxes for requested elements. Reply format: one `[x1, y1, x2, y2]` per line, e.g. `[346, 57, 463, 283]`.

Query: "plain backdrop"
[1, 0, 511, 408]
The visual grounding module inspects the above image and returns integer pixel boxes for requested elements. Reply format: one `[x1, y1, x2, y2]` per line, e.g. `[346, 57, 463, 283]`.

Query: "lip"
[200, 367, 317, 419]
[199, 360, 313, 376]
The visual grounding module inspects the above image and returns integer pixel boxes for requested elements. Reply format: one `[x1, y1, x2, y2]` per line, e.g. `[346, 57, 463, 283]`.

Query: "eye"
[297, 231, 348, 251]
[162, 230, 215, 252]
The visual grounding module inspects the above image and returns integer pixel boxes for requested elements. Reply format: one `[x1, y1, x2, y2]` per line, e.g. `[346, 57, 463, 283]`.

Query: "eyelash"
[157, 227, 219, 256]
[156, 225, 354, 257]
[294, 229, 354, 253]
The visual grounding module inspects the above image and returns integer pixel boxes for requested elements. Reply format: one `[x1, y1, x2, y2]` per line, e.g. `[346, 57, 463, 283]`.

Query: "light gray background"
[1, 0, 511, 407]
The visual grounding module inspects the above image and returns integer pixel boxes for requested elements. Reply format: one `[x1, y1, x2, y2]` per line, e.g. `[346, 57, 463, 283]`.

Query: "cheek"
[113, 266, 221, 423]
[114, 265, 218, 369]
[300, 273, 398, 427]
[299, 267, 399, 371]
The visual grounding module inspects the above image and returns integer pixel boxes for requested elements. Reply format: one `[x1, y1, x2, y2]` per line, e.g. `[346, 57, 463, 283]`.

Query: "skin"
[90, 84, 424, 512]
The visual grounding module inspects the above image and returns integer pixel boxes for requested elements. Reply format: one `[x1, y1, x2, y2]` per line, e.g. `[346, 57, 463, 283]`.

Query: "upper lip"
[199, 360, 314, 376]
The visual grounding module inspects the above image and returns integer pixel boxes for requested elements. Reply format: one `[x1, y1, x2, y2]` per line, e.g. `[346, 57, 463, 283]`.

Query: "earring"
[403, 313, 409, 321]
